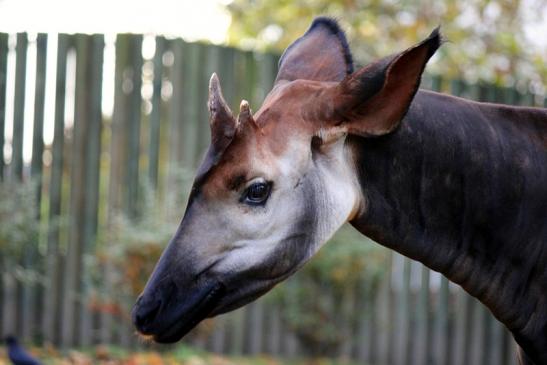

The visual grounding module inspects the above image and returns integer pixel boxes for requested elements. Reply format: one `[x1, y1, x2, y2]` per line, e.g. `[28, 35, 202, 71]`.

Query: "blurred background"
[0, 0, 545, 364]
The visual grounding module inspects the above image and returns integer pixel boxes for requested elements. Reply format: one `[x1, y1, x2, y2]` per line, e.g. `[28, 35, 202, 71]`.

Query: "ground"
[0, 344, 360, 365]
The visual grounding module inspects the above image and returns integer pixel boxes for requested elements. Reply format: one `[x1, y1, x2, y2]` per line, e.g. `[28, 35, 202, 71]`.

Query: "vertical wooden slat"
[108, 34, 130, 216]
[11, 33, 27, 181]
[147, 36, 165, 189]
[165, 39, 184, 204]
[265, 303, 282, 355]
[211, 317, 226, 353]
[376, 251, 393, 365]
[0, 33, 9, 338]
[0, 33, 8, 180]
[180, 42, 201, 169]
[356, 281, 372, 363]
[120, 34, 143, 347]
[43, 33, 69, 345]
[61, 34, 88, 348]
[125, 35, 143, 219]
[246, 300, 264, 354]
[0, 33, 8, 335]
[21, 33, 48, 342]
[30, 34, 47, 190]
[414, 264, 430, 365]
[102, 33, 128, 345]
[469, 299, 488, 365]
[394, 256, 411, 365]
[11, 32, 28, 342]
[78, 34, 104, 347]
[434, 276, 450, 364]
[60, 34, 104, 347]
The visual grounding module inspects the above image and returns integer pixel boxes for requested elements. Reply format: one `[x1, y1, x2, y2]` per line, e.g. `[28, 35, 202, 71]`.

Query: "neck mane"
[348, 90, 547, 364]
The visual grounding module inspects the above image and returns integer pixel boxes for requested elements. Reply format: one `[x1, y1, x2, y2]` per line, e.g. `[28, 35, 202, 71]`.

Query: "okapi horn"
[238, 100, 259, 130]
[208, 73, 236, 150]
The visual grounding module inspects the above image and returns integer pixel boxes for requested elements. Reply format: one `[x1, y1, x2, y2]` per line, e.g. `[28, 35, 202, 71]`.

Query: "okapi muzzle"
[132, 17, 443, 343]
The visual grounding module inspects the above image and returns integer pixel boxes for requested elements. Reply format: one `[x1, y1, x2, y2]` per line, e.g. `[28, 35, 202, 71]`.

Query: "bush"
[0, 180, 40, 260]
[273, 224, 388, 357]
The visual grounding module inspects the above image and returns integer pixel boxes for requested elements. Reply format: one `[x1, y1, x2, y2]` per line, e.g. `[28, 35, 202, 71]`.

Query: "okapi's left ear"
[315, 28, 442, 137]
[275, 17, 353, 84]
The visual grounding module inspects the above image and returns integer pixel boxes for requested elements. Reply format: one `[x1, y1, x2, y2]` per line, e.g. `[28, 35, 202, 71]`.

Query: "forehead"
[198, 81, 326, 198]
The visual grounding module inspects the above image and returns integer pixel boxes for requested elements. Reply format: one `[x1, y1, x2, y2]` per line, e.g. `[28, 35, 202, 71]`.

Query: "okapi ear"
[316, 27, 442, 137]
[208, 73, 236, 152]
[275, 17, 353, 84]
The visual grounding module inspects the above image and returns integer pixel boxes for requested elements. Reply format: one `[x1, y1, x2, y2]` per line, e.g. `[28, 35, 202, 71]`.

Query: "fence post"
[147, 36, 165, 189]
[20, 32, 48, 343]
[414, 263, 430, 365]
[0, 33, 8, 180]
[11, 33, 27, 181]
[165, 39, 185, 206]
[376, 251, 393, 365]
[394, 255, 411, 365]
[43, 33, 70, 346]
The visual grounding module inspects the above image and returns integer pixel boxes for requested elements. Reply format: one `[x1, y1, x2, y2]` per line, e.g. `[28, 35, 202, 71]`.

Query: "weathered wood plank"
[180, 42, 200, 169]
[434, 276, 450, 365]
[125, 34, 143, 219]
[147, 36, 165, 189]
[61, 33, 91, 348]
[21, 32, 48, 342]
[394, 256, 411, 365]
[376, 252, 393, 365]
[12, 32, 28, 341]
[0, 33, 9, 337]
[30, 34, 47, 191]
[78, 34, 104, 346]
[0, 33, 8, 180]
[43, 33, 70, 346]
[165, 39, 184, 205]
[413, 264, 430, 365]
[11, 33, 27, 181]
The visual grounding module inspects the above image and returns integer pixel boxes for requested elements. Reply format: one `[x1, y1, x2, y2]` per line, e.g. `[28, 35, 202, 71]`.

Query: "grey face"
[131, 127, 361, 343]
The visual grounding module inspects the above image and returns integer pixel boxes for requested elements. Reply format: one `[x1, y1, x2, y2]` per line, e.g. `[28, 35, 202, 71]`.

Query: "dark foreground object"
[4, 336, 42, 365]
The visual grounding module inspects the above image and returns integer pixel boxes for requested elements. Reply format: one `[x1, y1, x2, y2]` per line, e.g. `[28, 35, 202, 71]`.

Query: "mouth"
[149, 282, 225, 344]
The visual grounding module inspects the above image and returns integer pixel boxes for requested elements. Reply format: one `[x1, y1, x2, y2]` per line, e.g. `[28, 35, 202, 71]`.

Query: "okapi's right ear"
[275, 17, 354, 84]
[208, 73, 236, 153]
[313, 27, 442, 137]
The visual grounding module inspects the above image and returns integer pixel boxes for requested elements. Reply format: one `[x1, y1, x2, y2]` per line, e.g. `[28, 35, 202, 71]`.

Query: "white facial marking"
[198, 134, 361, 277]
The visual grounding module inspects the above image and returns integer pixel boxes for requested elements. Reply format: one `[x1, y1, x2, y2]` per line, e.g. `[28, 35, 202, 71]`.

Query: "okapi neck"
[348, 89, 547, 364]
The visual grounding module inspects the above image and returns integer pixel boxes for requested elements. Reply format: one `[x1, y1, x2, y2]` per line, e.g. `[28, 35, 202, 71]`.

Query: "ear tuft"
[306, 17, 354, 75]
[276, 17, 354, 83]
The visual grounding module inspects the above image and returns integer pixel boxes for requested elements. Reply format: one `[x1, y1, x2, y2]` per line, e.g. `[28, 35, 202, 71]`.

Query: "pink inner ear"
[363, 43, 433, 133]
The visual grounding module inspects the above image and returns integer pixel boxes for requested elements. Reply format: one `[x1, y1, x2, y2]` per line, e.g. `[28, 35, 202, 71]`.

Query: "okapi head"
[133, 17, 441, 343]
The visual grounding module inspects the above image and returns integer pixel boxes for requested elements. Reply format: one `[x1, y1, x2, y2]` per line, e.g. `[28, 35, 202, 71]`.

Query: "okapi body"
[133, 18, 547, 364]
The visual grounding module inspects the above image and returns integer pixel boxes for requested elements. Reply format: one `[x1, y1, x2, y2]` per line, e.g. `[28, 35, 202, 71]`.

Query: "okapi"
[133, 18, 547, 364]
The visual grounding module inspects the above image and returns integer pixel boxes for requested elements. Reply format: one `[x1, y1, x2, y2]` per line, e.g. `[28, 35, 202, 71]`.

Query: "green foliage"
[0, 180, 39, 259]
[271, 224, 388, 356]
[94, 189, 178, 302]
[226, 0, 546, 90]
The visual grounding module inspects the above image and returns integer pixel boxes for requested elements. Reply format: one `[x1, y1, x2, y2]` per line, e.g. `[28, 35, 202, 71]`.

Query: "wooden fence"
[0, 32, 545, 364]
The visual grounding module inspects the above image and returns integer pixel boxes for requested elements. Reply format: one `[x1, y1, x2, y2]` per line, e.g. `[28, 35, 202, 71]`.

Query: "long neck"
[348, 90, 547, 363]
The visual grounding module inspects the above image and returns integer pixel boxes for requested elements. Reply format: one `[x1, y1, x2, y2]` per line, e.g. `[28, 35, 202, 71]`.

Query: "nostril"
[133, 298, 162, 332]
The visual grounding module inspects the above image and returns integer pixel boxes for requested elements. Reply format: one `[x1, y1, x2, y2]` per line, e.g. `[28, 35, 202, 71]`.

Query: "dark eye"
[243, 181, 271, 206]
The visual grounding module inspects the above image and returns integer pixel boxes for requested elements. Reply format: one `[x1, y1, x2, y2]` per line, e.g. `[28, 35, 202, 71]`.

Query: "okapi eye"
[243, 181, 272, 206]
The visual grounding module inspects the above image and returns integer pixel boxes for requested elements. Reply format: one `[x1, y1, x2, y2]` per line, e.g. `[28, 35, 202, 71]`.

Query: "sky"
[0, 0, 232, 42]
